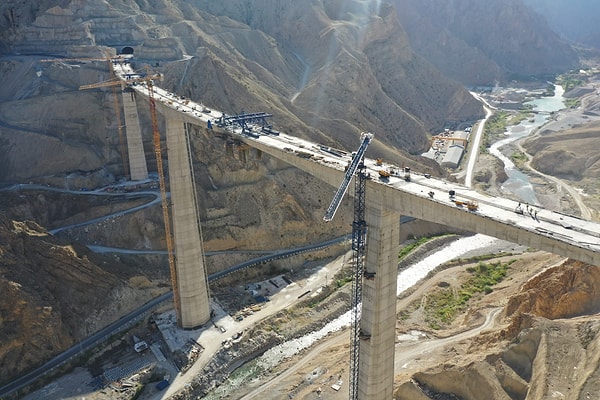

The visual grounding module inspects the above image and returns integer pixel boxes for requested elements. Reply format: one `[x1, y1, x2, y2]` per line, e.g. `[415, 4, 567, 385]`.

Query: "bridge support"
[359, 205, 400, 399]
[165, 117, 211, 328]
[121, 89, 149, 180]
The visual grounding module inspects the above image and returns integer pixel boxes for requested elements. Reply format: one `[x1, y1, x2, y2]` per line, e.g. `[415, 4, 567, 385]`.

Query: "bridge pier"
[165, 117, 211, 328]
[359, 205, 400, 399]
[121, 89, 149, 180]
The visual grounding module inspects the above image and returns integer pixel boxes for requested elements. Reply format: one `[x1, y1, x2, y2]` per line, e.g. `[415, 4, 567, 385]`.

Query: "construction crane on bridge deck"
[323, 132, 373, 400]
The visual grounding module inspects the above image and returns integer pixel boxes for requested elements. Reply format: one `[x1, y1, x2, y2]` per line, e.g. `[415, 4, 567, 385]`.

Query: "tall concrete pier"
[165, 115, 211, 328]
[359, 204, 400, 399]
[121, 89, 148, 180]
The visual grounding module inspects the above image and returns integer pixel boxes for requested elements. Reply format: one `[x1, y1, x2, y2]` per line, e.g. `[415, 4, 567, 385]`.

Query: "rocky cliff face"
[392, 0, 580, 85]
[0, 0, 584, 391]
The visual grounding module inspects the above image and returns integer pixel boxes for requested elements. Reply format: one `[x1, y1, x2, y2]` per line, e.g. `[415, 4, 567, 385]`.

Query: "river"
[489, 85, 566, 205]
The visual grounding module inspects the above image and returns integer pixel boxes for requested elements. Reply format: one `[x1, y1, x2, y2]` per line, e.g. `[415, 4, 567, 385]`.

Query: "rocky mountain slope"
[0, 212, 165, 386]
[393, 0, 580, 86]
[0, 0, 483, 161]
[525, 0, 600, 50]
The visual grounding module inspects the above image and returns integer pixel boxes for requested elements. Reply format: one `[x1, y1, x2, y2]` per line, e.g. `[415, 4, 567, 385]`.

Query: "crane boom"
[323, 132, 373, 222]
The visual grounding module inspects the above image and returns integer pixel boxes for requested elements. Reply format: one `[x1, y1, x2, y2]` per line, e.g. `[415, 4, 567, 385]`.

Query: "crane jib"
[323, 133, 373, 222]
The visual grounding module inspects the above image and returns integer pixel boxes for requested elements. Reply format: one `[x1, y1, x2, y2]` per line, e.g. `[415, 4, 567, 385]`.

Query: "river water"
[489, 85, 566, 205]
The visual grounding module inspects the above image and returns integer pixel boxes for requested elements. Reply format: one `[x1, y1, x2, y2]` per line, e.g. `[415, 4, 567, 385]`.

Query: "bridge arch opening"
[121, 46, 134, 55]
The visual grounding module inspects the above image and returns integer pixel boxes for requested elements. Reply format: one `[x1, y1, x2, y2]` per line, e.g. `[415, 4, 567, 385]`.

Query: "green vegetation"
[485, 111, 509, 137]
[424, 260, 515, 329]
[399, 237, 431, 260]
[510, 150, 529, 168]
[481, 107, 533, 153]
[445, 252, 514, 267]
[335, 275, 353, 288]
[564, 98, 580, 109]
[557, 74, 583, 92]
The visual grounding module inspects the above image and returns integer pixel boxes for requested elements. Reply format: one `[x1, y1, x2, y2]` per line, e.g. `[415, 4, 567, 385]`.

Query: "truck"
[453, 199, 478, 211]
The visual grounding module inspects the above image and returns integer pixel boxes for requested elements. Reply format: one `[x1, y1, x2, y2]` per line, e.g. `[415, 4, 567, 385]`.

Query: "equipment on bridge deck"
[454, 199, 478, 211]
[378, 169, 391, 179]
[215, 111, 273, 134]
[323, 132, 373, 400]
[403, 166, 411, 182]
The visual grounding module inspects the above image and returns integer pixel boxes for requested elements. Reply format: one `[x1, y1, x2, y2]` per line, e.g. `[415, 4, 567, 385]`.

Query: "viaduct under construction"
[87, 55, 600, 399]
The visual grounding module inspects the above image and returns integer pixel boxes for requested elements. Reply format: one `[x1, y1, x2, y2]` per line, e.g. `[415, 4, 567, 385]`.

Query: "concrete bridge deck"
[115, 60, 600, 265]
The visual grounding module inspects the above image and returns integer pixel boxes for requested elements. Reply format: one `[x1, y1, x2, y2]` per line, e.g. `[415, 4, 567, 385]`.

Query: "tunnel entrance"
[121, 46, 134, 55]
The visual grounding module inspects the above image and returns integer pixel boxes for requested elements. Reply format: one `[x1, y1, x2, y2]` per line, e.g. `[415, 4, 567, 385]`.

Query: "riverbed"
[489, 85, 566, 205]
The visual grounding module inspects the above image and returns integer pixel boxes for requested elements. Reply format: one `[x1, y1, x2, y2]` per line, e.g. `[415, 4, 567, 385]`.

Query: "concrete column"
[165, 118, 211, 328]
[121, 89, 149, 181]
[358, 205, 400, 399]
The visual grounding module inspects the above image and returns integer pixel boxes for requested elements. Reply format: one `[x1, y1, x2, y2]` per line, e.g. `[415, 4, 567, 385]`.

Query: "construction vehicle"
[448, 190, 478, 211]
[378, 169, 391, 179]
[454, 199, 479, 211]
[323, 132, 373, 400]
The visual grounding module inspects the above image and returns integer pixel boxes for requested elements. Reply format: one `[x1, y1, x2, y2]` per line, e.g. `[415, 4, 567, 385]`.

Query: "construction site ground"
[22, 254, 348, 400]
[232, 243, 559, 400]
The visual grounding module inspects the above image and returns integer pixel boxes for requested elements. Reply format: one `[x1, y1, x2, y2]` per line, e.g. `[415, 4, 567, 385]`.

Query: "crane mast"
[77, 63, 181, 325]
[147, 80, 181, 322]
[323, 132, 372, 400]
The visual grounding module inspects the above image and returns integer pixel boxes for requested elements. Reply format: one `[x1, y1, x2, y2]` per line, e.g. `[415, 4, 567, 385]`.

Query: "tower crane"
[78, 71, 181, 323]
[323, 132, 373, 400]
